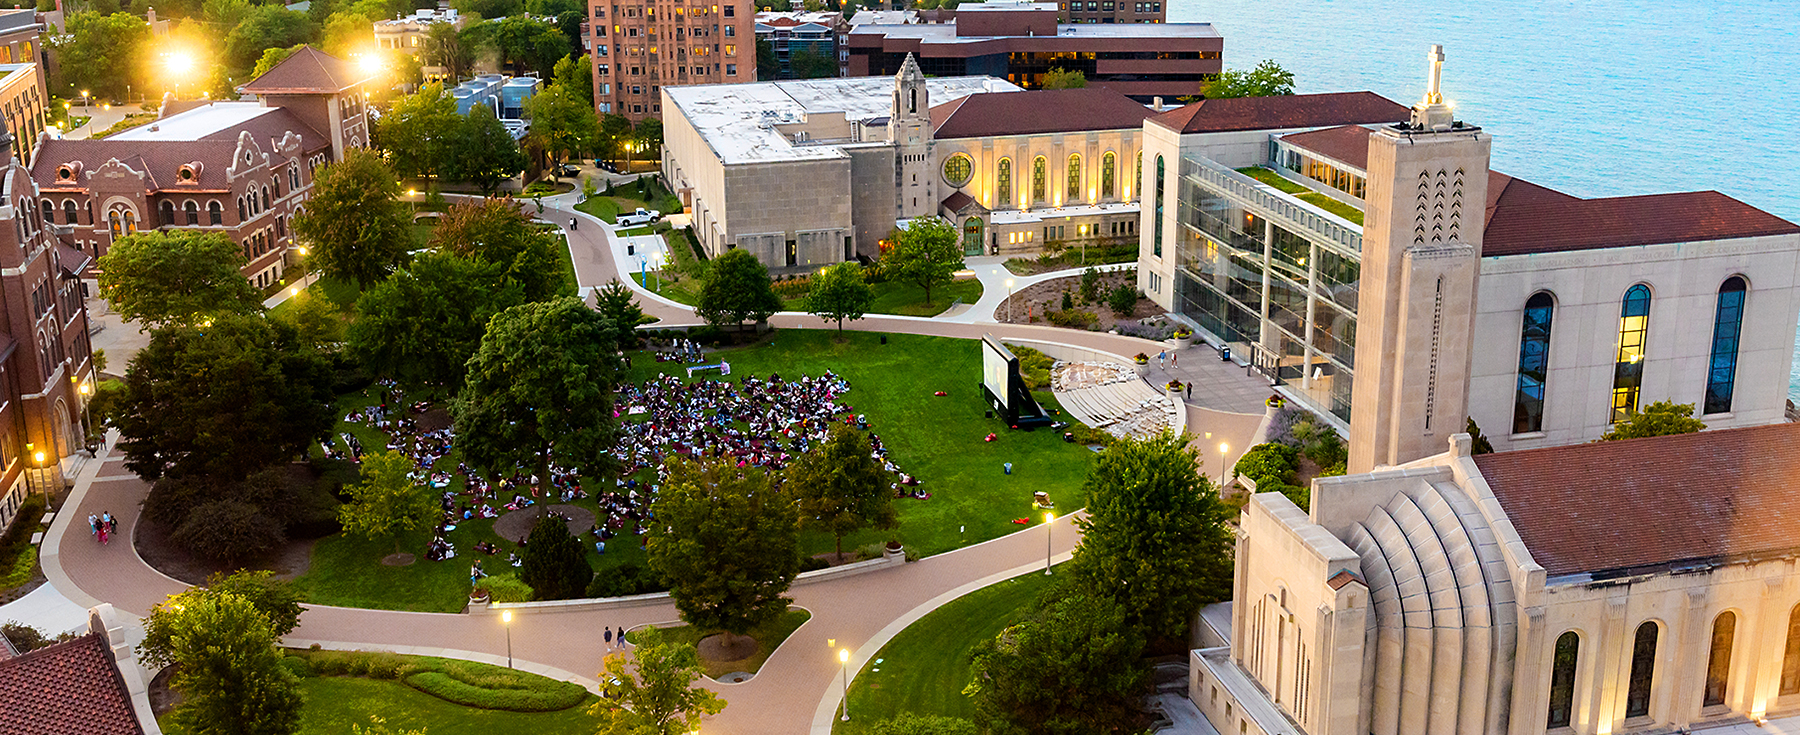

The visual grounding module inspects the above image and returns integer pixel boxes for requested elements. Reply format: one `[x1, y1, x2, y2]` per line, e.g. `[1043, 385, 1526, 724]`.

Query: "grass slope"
[631, 274, 983, 319]
[627, 609, 811, 680]
[161, 677, 598, 735]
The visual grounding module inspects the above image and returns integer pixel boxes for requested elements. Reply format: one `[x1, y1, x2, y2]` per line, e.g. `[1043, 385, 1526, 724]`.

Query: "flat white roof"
[991, 201, 1139, 225]
[108, 102, 277, 142]
[665, 75, 1019, 165]
[853, 21, 1219, 41]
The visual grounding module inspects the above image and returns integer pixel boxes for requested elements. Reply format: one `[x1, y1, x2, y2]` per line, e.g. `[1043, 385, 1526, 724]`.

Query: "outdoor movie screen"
[981, 337, 1012, 410]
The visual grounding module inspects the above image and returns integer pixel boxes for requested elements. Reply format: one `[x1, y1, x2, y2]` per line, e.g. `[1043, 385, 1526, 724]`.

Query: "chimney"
[1152, 96, 1161, 110]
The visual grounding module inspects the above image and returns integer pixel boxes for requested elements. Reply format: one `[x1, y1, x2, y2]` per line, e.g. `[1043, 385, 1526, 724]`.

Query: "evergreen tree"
[787, 425, 895, 557]
[519, 514, 593, 600]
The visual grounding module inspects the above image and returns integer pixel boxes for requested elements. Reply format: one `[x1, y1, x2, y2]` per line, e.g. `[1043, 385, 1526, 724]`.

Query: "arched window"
[261, 185, 271, 210]
[289, 165, 300, 191]
[124, 211, 137, 235]
[159, 201, 174, 226]
[184, 200, 199, 225]
[1101, 151, 1115, 199]
[1704, 277, 1747, 415]
[1626, 621, 1658, 718]
[1153, 155, 1165, 258]
[1611, 285, 1651, 423]
[62, 199, 76, 225]
[1780, 604, 1800, 695]
[1065, 153, 1082, 201]
[1513, 292, 1554, 434]
[107, 211, 121, 238]
[996, 158, 1012, 207]
[1548, 631, 1579, 728]
[1031, 156, 1046, 204]
[208, 201, 223, 225]
[39, 200, 50, 226]
[1704, 612, 1735, 707]
[238, 197, 247, 221]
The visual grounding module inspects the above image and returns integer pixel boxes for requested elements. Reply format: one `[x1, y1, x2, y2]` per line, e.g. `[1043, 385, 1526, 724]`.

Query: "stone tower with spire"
[889, 53, 935, 220]
[1347, 45, 1493, 474]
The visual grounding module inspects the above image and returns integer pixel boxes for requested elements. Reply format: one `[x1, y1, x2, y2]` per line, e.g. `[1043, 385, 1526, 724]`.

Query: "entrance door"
[962, 218, 983, 257]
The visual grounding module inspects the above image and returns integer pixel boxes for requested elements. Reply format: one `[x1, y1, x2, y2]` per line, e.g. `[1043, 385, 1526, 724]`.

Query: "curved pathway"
[43, 190, 1269, 735]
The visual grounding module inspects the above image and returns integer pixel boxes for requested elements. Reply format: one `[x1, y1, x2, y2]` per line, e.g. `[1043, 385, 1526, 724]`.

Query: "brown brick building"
[588, 0, 757, 121]
[1057, 0, 1165, 24]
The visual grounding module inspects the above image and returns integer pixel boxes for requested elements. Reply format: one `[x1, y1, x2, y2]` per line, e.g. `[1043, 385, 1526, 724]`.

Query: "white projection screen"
[981, 336, 1013, 410]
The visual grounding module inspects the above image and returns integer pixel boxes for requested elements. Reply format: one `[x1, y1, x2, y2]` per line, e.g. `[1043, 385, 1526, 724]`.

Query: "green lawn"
[631, 270, 703, 305]
[160, 676, 598, 735]
[835, 568, 1059, 733]
[630, 271, 982, 318]
[1237, 165, 1309, 194]
[575, 190, 672, 225]
[627, 609, 811, 680]
[1237, 166, 1365, 225]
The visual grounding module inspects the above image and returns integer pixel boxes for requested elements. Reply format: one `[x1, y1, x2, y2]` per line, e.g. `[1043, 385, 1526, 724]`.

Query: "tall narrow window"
[1513, 292, 1554, 434]
[1066, 153, 1082, 201]
[1625, 621, 1658, 719]
[1101, 151, 1115, 198]
[1611, 285, 1651, 422]
[1031, 156, 1047, 204]
[159, 201, 174, 226]
[1704, 612, 1735, 707]
[996, 158, 1012, 207]
[1136, 150, 1142, 195]
[63, 200, 76, 225]
[1781, 604, 1800, 695]
[1153, 155, 1165, 258]
[1548, 631, 1579, 728]
[1704, 277, 1747, 415]
[208, 201, 223, 225]
[184, 201, 199, 225]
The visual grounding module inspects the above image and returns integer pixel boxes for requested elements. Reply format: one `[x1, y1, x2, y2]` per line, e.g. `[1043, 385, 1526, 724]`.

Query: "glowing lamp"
[33, 451, 44, 464]
[838, 648, 849, 664]
[502, 610, 512, 624]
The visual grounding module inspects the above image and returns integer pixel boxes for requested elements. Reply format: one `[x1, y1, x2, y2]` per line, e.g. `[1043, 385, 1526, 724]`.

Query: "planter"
[883, 543, 905, 561]
[1172, 333, 1194, 350]
[469, 589, 491, 606]
[1133, 361, 1150, 377]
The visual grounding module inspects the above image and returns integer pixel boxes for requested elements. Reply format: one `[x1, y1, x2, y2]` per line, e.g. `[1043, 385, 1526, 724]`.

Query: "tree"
[117, 315, 335, 482]
[271, 292, 347, 349]
[696, 249, 783, 329]
[443, 103, 528, 194]
[519, 514, 592, 600]
[522, 79, 598, 164]
[885, 217, 964, 305]
[964, 593, 1145, 735]
[756, 38, 778, 78]
[429, 198, 572, 301]
[552, 53, 594, 107]
[1601, 400, 1707, 441]
[422, 21, 473, 80]
[454, 298, 620, 494]
[378, 82, 462, 182]
[200, 571, 305, 637]
[802, 262, 872, 332]
[633, 118, 663, 160]
[223, 6, 314, 72]
[588, 627, 726, 735]
[251, 44, 305, 80]
[337, 450, 438, 555]
[482, 16, 569, 76]
[787, 425, 894, 557]
[594, 279, 646, 349]
[1465, 417, 1495, 454]
[1202, 59, 1296, 99]
[1041, 67, 1086, 89]
[96, 230, 263, 330]
[789, 47, 836, 79]
[348, 251, 523, 391]
[595, 113, 633, 163]
[47, 12, 148, 99]
[648, 457, 799, 647]
[1067, 431, 1233, 643]
[293, 149, 411, 289]
[138, 592, 304, 735]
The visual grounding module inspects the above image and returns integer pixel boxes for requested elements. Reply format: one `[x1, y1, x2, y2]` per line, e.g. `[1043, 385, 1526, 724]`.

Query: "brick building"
[589, 0, 756, 120]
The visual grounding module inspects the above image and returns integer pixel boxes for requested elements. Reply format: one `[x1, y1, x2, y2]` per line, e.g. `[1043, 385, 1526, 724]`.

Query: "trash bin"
[627, 243, 635, 256]
[1219, 345, 1232, 362]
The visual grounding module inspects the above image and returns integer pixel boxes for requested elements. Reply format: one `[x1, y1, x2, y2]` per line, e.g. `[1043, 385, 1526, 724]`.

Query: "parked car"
[554, 163, 580, 177]
[592, 159, 619, 173]
[618, 207, 661, 227]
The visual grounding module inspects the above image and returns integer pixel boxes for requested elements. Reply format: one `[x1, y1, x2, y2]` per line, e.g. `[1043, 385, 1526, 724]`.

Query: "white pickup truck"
[618, 207, 661, 227]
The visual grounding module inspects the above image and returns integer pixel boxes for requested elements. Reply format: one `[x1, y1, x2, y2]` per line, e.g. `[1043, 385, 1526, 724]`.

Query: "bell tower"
[1347, 45, 1492, 474]
[890, 54, 935, 219]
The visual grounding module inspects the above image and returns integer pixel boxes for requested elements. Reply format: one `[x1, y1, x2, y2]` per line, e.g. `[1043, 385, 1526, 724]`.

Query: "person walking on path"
[1157, 350, 1167, 369]
[604, 626, 614, 650]
[1170, 351, 1179, 367]
[1186, 382, 1192, 400]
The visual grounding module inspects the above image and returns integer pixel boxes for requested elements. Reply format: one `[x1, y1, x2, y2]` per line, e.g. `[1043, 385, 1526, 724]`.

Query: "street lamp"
[1005, 278, 1015, 322]
[78, 382, 94, 451]
[1044, 511, 1054, 575]
[1218, 443, 1229, 488]
[838, 647, 851, 721]
[501, 610, 514, 668]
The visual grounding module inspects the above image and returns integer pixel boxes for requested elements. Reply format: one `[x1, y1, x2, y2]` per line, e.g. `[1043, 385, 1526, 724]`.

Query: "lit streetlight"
[78, 381, 94, 451]
[1005, 278, 1015, 322]
[1044, 511, 1054, 575]
[501, 610, 514, 668]
[1218, 443, 1229, 488]
[838, 647, 851, 721]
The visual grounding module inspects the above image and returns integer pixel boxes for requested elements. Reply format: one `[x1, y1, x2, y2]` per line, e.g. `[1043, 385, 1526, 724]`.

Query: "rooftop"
[1151, 92, 1408, 134]
[1279, 124, 1382, 169]
[1482, 188, 1800, 256]
[0, 8, 38, 35]
[0, 634, 144, 735]
[664, 75, 1017, 165]
[930, 87, 1153, 139]
[239, 46, 369, 95]
[108, 102, 278, 141]
[1475, 423, 1800, 579]
[848, 9, 918, 25]
[34, 105, 329, 190]
[851, 20, 1219, 43]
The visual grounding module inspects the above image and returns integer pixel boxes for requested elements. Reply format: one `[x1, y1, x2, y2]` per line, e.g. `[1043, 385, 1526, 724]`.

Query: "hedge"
[290, 649, 588, 713]
[403, 670, 588, 713]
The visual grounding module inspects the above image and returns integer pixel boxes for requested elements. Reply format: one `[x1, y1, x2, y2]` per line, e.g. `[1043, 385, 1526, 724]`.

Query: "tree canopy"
[787, 424, 895, 556]
[1601, 400, 1707, 441]
[588, 627, 726, 735]
[428, 198, 572, 302]
[696, 249, 783, 328]
[477, 16, 569, 76]
[337, 450, 438, 555]
[293, 149, 411, 289]
[223, 5, 314, 71]
[48, 12, 148, 99]
[1041, 67, 1087, 89]
[519, 513, 592, 600]
[802, 262, 872, 332]
[1067, 431, 1233, 643]
[138, 591, 304, 735]
[117, 314, 336, 482]
[593, 279, 646, 350]
[964, 593, 1145, 735]
[348, 250, 524, 392]
[524, 75, 599, 164]
[450, 103, 528, 194]
[453, 298, 620, 493]
[648, 457, 799, 638]
[96, 230, 263, 330]
[886, 217, 964, 305]
[378, 82, 463, 182]
[1202, 59, 1296, 99]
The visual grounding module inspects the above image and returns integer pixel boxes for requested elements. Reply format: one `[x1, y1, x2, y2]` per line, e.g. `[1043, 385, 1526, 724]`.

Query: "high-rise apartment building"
[589, 0, 756, 121]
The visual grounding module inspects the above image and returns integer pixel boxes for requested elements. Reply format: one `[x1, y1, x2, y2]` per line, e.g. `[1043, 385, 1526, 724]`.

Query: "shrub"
[299, 650, 423, 679]
[1116, 322, 1174, 341]
[482, 572, 535, 603]
[1006, 344, 1055, 390]
[402, 668, 587, 712]
[280, 655, 316, 678]
[1107, 284, 1138, 316]
[1060, 291, 1073, 310]
[771, 275, 812, 298]
[1079, 267, 1101, 302]
[1261, 482, 1310, 510]
[797, 556, 830, 573]
[520, 515, 592, 601]
[1, 621, 78, 653]
[585, 561, 668, 598]
[1067, 424, 1115, 447]
[142, 475, 219, 527]
[171, 499, 284, 566]
[867, 713, 980, 735]
[1046, 309, 1097, 329]
[1233, 443, 1299, 489]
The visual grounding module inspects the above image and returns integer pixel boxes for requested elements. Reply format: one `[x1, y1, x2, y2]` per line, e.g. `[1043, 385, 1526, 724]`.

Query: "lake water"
[1167, 0, 1800, 398]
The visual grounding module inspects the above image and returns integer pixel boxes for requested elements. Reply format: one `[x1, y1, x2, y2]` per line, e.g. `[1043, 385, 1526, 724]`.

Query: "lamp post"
[1005, 278, 1015, 322]
[501, 610, 513, 668]
[838, 647, 851, 721]
[21, 443, 35, 500]
[1044, 511, 1054, 575]
[33, 448, 48, 502]
[1218, 443, 1229, 488]
[77, 381, 93, 451]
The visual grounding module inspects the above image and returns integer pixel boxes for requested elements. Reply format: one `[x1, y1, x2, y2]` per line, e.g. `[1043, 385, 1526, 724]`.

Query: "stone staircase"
[1052, 361, 1180, 440]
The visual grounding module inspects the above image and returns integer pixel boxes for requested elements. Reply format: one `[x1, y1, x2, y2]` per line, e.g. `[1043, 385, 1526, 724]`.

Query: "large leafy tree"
[964, 593, 1145, 735]
[348, 251, 523, 392]
[337, 450, 439, 556]
[588, 627, 726, 735]
[481, 16, 569, 76]
[593, 279, 646, 350]
[1202, 59, 1296, 99]
[449, 103, 527, 194]
[223, 6, 314, 72]
[1601, 400, 1707, 441]
[422, 22, 473, 81]
[788, 47, 836, 79]
[429, 198, 572, 301]
[48, 12, 148, 98]
[647, 458, 799, 647]
[1067, 431, 1233, 643]
[803, 261, 872, 332]
[198, 571, 305, 637]
[886, 217, 964, 305]
[595, 113, 633, 163]
[696, 249, 782, 329]
[523, 78, 598, 164]
[251, 44, 305, 80]
[293, 149, 411, 289]
[96, 230, 263, 330]
[138, 591, 304, 735]
[519, 514, 592, 600]
[378, 82, 462, 182]
[552, 53, 594, 107]
[453, 298, 620, 494]
[117, 314, 335, 482]
[786, 425, 895, 557]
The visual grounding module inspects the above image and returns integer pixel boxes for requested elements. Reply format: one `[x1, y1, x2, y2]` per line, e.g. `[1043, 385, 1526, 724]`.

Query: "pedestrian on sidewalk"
[1170, 351, 1179, 367]
[1157, 350, 1167, 368]
[1186, 382, 1192, 400]
[604, 626, 614, 649]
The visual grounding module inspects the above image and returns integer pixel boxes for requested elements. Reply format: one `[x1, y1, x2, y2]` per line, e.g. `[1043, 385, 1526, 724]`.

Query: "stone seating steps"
[1053, 370, 1178, 440]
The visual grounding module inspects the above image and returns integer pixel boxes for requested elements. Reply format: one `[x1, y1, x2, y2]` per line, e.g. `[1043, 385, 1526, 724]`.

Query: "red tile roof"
[1150, 92, 1408, 134]
[1279, 124, 1377, 169]
[1475, 423, 1800, 578]
[240, 46, 367, 95]
[0, 633, 144, 735]
[1326, 569, 1363, 590]
[941, 190, 977, 213]
[32, 107, 329, 192]
[1482, 189, 1800, 257]
[930, 87, 1153, 139]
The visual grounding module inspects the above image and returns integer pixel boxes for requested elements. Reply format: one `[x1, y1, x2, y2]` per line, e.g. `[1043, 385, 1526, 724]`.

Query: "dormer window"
[177, 162, 203, 182]
[55, 162, 79, 181]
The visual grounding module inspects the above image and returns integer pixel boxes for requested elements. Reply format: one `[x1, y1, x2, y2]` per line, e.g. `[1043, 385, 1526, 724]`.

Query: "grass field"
[631, 273, 983, 319]
[627, 609, 812, 680]
[834, 568, 1059, 733]
[160, 676, 598, 735]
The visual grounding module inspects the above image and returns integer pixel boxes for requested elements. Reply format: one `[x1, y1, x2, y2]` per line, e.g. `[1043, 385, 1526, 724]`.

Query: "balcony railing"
[1182, 153, 1362, 255]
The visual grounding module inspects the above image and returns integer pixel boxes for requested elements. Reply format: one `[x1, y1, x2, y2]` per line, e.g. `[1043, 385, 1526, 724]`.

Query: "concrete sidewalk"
[0, 582, 93, 635]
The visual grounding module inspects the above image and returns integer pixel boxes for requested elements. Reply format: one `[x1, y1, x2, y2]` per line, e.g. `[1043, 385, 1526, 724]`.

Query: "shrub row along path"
[44, 190, 1270, 735]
